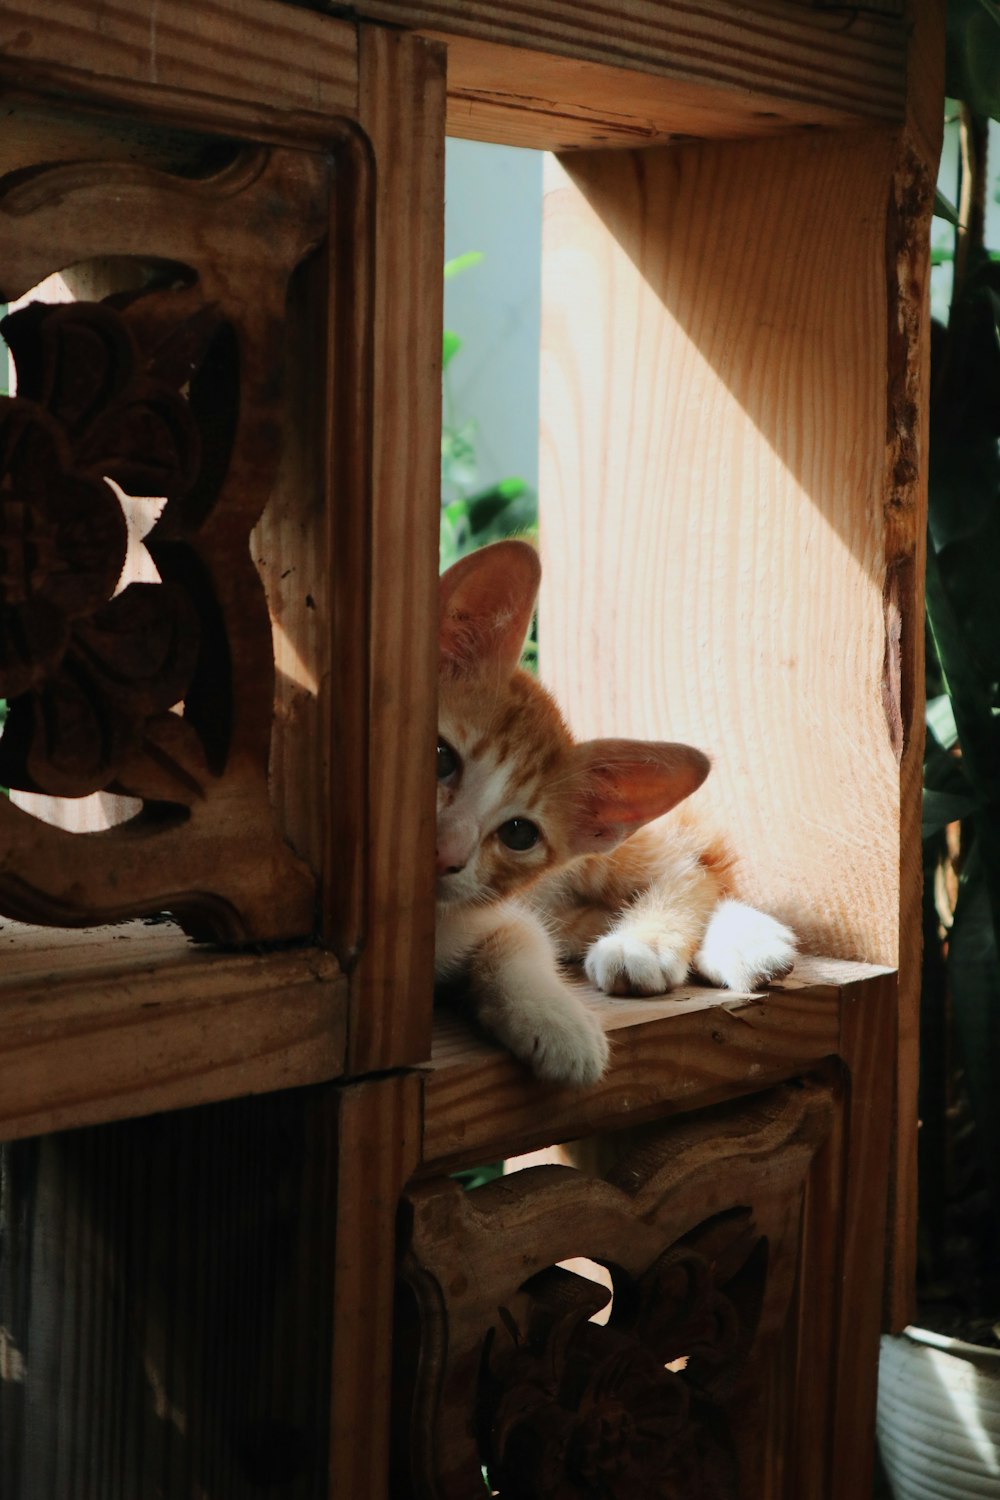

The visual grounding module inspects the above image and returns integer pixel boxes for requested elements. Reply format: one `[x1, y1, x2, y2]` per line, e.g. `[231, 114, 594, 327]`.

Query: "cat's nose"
[435, 853, 465, 876]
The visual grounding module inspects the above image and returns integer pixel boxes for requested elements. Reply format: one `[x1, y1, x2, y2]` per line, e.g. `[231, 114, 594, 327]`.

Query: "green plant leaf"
[923, 787, 977, 838]
[934, 187, 961, 226]
[947, 0, 1000, 119]
[451, 1161, 504, 1191]
[927, 694, 960, 750]
[442, 329, 462, 369]
[463, 482, 538, 545]
[926, 547, 1000, 807]
[443, 251, 485, 281]
[947, 861, 1000, 1223]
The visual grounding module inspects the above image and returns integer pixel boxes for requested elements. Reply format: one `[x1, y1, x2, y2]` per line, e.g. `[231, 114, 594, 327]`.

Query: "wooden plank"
[830, 969, 897, 1498]
[341, 0, 905, 149]
[421, 960, 890, 1174]
[0, 921, 346, 1140]
[0, 1087, 341, 1499]
[329, 1074, 422, 1499]
[346, 27, 445, 1072]
[883, 0, 945, 1334]
[401, 1083, 832, 1496]
[539, 135, 907, 968]
[791, 970, 897, 1496]
[0, 0, 357, 128]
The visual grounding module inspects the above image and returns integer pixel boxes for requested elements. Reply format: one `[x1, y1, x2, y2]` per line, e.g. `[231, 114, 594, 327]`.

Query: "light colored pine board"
[0, 0, 357, 128]
[342, 0, 905, 150]
[537, 89, 940, 1328]
[329, 1074, 422, 1499]
[421, 961, 890, 1175]
[539, 136, 904, 967]
[345, 27, 445, 1072]
[0, 921, 346, 1140]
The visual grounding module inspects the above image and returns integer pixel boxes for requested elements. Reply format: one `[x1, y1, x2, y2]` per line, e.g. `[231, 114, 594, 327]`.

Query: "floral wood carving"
[396, 1084, 832, 1499]
[0, 145, 333, 940]
[0, 299, 212, 797]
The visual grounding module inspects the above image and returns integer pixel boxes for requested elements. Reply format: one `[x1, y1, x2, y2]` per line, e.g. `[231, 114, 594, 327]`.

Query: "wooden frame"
[0, 0, 941, 1495]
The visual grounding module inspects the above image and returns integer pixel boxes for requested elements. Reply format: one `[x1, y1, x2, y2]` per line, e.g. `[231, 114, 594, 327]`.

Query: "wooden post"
[538, 0, 942, 1326]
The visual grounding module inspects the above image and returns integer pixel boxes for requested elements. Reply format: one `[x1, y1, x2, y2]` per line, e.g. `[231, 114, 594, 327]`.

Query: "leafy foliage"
[921, 31, 1000, 1322]
[440, 254, 539, 670]
[946, 0, 1000, 120]
[440, 252, 538, 568]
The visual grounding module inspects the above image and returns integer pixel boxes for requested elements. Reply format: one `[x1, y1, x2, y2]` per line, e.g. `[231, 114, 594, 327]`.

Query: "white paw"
[479, 989, 610, 1086]
[584, 933, 688, 997]
[694, 899, 796, 992]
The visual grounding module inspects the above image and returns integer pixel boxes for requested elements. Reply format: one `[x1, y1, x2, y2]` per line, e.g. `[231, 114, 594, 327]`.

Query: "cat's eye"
[437, 739, 460, 782]
[497, 818, 540, 852]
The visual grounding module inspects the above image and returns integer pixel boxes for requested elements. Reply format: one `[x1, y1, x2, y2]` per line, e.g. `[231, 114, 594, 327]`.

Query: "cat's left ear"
[568, 739, 710, 855]
[439, 539, 540, 678]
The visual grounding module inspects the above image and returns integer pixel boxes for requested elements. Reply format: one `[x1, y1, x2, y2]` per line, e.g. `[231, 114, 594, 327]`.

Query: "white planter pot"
[878, 1325, 1000, 1498]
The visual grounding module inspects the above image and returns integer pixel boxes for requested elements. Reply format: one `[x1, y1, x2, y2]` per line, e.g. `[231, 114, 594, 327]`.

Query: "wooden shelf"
[344, 0, 907, 150]
[421, 956, 894, 1174]
[0, 920, 347, 1141]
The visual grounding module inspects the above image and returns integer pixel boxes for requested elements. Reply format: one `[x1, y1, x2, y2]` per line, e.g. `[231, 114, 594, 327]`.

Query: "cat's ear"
[568, 739, 710, 855]
[439, 540, 540, 678]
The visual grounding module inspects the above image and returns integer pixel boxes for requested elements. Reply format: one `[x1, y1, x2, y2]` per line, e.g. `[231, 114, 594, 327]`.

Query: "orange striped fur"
[436, 542, 795, 1086]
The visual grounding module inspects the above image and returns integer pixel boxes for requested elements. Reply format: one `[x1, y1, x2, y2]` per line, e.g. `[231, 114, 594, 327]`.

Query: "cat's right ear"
[568, 739, 711, 855]
[439, 540, 541, 678]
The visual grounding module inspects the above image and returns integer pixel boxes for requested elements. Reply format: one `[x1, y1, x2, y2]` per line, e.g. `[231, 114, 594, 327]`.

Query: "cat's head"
[436, 540, 709, 908]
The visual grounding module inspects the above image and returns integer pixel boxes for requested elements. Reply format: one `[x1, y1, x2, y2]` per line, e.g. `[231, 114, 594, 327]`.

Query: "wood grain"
[831, 969, 896, 1498]
[345, 27, 445, 1072]
[0, 0, 357, 129]
[421, 959, 889, 1175]
[0, 145, 333, 942]
[791, 970, 897, 1496]
[539, 137, 906, 968]
[402, 1083, 832, 1498]
[883, 0, 945, 1333]
[329, 1074, 422, 1499]
[340, 0, 905, 150]
[0, 921, 346, 1140]
[0, 1087, 342, 1500]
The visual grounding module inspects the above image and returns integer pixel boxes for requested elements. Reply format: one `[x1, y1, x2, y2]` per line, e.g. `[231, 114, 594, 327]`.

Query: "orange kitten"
[436, 541, 795, 1086]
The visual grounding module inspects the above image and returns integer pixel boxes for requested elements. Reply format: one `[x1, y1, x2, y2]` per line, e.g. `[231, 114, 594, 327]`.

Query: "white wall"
[443, 139, 543, 496]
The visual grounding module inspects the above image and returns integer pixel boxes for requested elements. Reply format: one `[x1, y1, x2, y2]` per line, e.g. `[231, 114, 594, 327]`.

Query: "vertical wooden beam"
[328, 1073, 422, 1498]
[348, 26, 445, 1074]
[882, 0, 945, 1330]
[791, 972, 897, 1497]
[540, 133, 901, 964]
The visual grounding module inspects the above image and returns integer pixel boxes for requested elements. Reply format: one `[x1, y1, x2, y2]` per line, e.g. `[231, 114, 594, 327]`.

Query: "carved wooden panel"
[396, 1084, 832, 1498]
[0, 138, 333, 941]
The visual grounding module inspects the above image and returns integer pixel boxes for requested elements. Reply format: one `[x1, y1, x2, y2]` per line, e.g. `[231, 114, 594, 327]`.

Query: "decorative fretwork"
[396, 1084, 832, 1499]
[0, 297, 215, 797]
[0, 143, 333, 940]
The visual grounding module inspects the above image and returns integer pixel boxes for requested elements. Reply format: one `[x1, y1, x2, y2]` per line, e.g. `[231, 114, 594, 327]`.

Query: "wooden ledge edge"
[0, 925, 348, 1143]
[419, 957, 896, 1175]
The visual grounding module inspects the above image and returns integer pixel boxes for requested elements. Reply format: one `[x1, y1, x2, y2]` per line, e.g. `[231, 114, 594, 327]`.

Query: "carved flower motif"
[481, 1222, 762, 1500]
[0, 297, 218, 796]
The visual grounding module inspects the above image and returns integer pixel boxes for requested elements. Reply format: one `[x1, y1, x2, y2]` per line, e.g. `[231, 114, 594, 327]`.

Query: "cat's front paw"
[694, 899, 796, 991]
[584, 933, 689, 997]
[480, 989, 610, 1086]
[529, 1002, 610, 1086]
